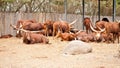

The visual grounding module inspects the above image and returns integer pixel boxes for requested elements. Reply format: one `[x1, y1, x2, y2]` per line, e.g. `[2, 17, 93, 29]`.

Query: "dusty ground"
[0, 37, 120, 68]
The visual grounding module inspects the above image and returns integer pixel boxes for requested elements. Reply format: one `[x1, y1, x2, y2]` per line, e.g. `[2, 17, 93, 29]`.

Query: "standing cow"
[83, 17, 92, 34]
[43, 20, 54, 36]
[15, 19, 45, 38]
[52, 19, 77, 37]
[52, 21, 70, 37]
[15, 19, 37, 38]
[96, 21, 120, 43]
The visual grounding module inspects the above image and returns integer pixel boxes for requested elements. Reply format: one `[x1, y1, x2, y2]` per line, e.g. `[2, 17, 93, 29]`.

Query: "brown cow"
[15, 19, 37, 38]
[95, 21, 107, 29]
[96, 21, 120, 43]
[0, 34, 13, 38]
[14, 19, 45, 38]
[90, 23, 105, 42]
[10, 24, 46, 38]
[43, 20, 54, 36]
[83, 17, 92, 34]
[16, 19, 36, 29]
[52, 21, 69, 36]
[53, 19, 76, 37]
[76, 30, 96, 42]
[55, 31, 76, 41]
[95, 18, 109, 29]
[104, 22, 120, 43]
[22, 22, 44, 31]
[101, 32, 113, 43]
[23, 32, 49, 44]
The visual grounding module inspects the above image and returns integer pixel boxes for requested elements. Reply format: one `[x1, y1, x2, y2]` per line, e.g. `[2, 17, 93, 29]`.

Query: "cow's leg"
[53, 29, 57, 39]
[117, 33, 119, 43]
[86, 27, 89, 34]
[53, 30, 55, 37]
[45, 28, 47, 36]
[113, 33, 116, 43]
[107, 33, 111, 43]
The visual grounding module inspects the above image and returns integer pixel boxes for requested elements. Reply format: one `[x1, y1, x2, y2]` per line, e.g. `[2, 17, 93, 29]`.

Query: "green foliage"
[117, 0, 120, 4]
[21, 0, 31, 3]
[1, 0, 15, 2]
[0, 0, 120, 16]
[0, 0, 31, 3]
[53, 0, 64, 5]
[116, 0, 120, 5]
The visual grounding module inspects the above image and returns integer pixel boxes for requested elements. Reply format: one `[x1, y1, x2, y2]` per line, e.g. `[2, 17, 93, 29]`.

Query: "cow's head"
[90, 23, 105, 42]
[16, 22, 23, 34]
[23, 32, 31, 44]
[43, 38, 49, 44]
[10, 24, 23, 38]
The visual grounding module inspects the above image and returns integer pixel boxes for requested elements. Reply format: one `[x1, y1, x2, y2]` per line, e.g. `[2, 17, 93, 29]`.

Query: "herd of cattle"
[0, 17, 120, 44]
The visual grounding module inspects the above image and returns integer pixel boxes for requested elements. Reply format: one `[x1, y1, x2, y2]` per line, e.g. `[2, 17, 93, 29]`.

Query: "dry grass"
[0, 37, 120, 68]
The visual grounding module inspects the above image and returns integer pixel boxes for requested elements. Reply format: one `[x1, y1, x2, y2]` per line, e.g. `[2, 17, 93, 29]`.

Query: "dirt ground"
[0, 37, 120, 68]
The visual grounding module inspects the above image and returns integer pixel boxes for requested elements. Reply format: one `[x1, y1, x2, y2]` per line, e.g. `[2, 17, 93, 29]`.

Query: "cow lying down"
[10, 24, 49, 44]
[55, 31, 76, 41]
[0, 34, 13, 38]
[63, 40, 92, 55]
[23, 32, 49, 44]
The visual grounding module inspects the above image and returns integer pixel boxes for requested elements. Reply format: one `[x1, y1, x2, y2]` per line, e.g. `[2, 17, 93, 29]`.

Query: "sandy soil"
[0, 37, 120, 68]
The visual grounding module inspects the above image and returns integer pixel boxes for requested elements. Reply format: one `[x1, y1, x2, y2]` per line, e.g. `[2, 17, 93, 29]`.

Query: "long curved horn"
[19, 22, 23, 28]
[10, 24, 43, 33]
[69, 19, 77, 26]
[10, 24, 18, 30]
[19, 28, 28, 32]
[97, 26, 105, 32]
[20, 28, 44, 33]
[59, 18, 64, 22]
[10, 24, 22, 34]
[116, 19, 120, 23]
[90, 23, 99, 33]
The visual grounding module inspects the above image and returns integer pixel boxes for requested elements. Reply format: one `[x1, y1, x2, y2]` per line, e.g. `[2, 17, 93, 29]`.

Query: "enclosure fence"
[0, 12, 116, 36]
